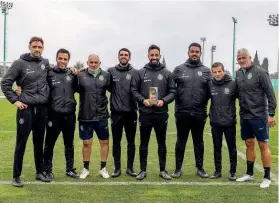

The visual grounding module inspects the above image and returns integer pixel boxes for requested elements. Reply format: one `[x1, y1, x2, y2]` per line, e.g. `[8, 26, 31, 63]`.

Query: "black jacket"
[236, 65, 276, 119]
[107, 64, 138, 113]
[47, 67, 77, 114]
[130, 62, 176, 114]
[173, 59, 211, 116]
[76, 68, 110, 121]
[1, 53, 50, 105]
[208, 74, 237, 127]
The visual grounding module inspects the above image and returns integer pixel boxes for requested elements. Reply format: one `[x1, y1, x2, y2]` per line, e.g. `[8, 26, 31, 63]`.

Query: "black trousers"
[175, 113, 206, 170]
[111, 112, 137, 170]
[13, 105, 47, 178]
[43, 111, 76, 173]
[211, 126, 237, 173]
[139, 113, 168, 172]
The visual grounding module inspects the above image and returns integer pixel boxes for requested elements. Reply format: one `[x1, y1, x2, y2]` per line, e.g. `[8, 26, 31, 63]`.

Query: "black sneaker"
[159, 171, 171, 180]
[228, 172, 236, 181]
[171, 169, 182, 178]
[45, 171, 54, 180]
[36, 173, 51, 182]
[210, 171, 222, 179]
[126, 168, 137, 177]
[197, 168, 209, 178]
[66, 169, 79, 179]
[12, 177, 23, 187]
[136, 171, 146, 180]
[111, 169, 121, 178]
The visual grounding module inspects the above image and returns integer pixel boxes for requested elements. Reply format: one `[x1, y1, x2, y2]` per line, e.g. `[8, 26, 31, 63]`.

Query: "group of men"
[0, 36, 276, 189]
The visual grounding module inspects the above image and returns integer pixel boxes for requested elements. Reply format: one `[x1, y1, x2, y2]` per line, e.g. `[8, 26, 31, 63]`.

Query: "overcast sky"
[0, 0, 278, 73]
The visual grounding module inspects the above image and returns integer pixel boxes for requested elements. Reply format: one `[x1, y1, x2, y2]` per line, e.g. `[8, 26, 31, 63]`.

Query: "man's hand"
[14, 101, 28, 110]
[143, 99, 152, 107]
[78, 67, 86, 73]
[69, 67, 79, 75]
[15, 87, 22, 96]
[268, 116, 276, 128]
[156, 100, 164, 107]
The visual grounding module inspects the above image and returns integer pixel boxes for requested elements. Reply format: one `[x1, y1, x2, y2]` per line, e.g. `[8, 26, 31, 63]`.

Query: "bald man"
[235, 48, 276, 188]
[76, 54, 111, 179]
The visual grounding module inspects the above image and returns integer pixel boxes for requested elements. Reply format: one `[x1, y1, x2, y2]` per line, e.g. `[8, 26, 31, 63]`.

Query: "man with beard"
[1, 36, 51, 187]
[172, 42, 211, 179]
[235, 48, 276, 189]
[107, 48, 138, 178]
[77, 54, 111, 179]
[131, 44, 176, 180]
[208, 62, 237, 181]
[42, 48, 79, 180]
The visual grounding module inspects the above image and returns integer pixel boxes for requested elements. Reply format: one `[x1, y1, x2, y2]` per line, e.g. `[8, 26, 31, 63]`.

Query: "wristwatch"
[269, 112, 275, 117]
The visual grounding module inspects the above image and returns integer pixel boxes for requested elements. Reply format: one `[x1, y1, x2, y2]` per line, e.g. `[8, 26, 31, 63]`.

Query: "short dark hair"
[188, 42, 201, 52]
[56, 48, 71, 60]
[148, 44, 160, 54]
[211, 62, 224, 71]
[29, 36, 44, 46]
[118, 48, 131, 57]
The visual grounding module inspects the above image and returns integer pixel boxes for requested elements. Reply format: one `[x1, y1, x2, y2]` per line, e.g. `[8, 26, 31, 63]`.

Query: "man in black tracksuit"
[131, 44, 176, 180]
[235, 48, 276, 189]
[172, 42, 211, 179]
[43, 48, 79, 180]
[1, 37, 50, 187]
[208, 62, 237, 180]
[77, 54, 111, 179]
[107, 48, 138, 177]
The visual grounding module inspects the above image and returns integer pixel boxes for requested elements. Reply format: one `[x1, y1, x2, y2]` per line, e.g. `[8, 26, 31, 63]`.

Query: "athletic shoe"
[79, 168, 89, 179]
[99, 167, 110, 179]
[260, 178, 271, 188]
[236, 174, 254, 182]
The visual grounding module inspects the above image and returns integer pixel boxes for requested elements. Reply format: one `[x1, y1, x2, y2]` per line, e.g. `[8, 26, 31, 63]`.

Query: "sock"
[100, 161, 106, 170]
[84, 161, 90, 170]
[264, 167, 271, 180]
[246, 161, 254, 176]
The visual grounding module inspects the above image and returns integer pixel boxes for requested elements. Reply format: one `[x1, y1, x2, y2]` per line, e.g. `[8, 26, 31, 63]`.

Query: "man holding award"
[131, 44, 176, 180]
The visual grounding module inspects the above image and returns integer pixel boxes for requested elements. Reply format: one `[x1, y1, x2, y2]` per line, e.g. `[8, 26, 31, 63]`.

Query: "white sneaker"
[260, 178, 271, 188]
[79, 168, 89, 179]
[99, 167, 110, 179]
[236, 174, 254, 182]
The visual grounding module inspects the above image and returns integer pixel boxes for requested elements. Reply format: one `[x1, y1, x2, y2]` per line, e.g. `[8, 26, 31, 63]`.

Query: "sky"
[0, 0, 278, 73]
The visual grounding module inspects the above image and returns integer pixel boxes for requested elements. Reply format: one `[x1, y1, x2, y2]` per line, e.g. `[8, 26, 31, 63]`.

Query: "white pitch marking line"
[0, 180, 269, 186]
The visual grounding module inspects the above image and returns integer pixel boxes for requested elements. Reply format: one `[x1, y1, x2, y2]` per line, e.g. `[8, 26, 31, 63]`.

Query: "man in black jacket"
[108, 48, 138, 178]
[43, 48, 79, 180]
[1, 36, 51, 187]
[172, 42, 211, 179]
[235, 48, 276, 189]
[208, 62, 237, 180]
[77, 54, 111, 179]
[131, 44, 176, 180]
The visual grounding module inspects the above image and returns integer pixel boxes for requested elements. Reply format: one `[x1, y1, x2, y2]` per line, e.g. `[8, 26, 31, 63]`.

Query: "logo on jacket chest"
[197, 71, 203, 76]
[126, 73, 131, 80]
[157, 74, 163, 80]
[247, 73, 252, 80]
[144, 73, 151, 82]
[99, 75, 104, 81]
[224, 88, 230, 94]
[41, 64, 45, 70]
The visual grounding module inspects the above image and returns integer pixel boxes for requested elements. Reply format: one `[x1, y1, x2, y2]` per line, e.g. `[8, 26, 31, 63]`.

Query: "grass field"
[0, 93, 278, 203]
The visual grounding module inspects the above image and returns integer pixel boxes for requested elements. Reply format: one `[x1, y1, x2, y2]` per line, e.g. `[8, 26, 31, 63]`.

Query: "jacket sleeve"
[130, 70, 145, 104]
[205, 68, 212, 100]
[259, 70, 277, 115]
[0, 60, 21, 104]
[162, 72, 176, 104]
[107, 68, 112, 93]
